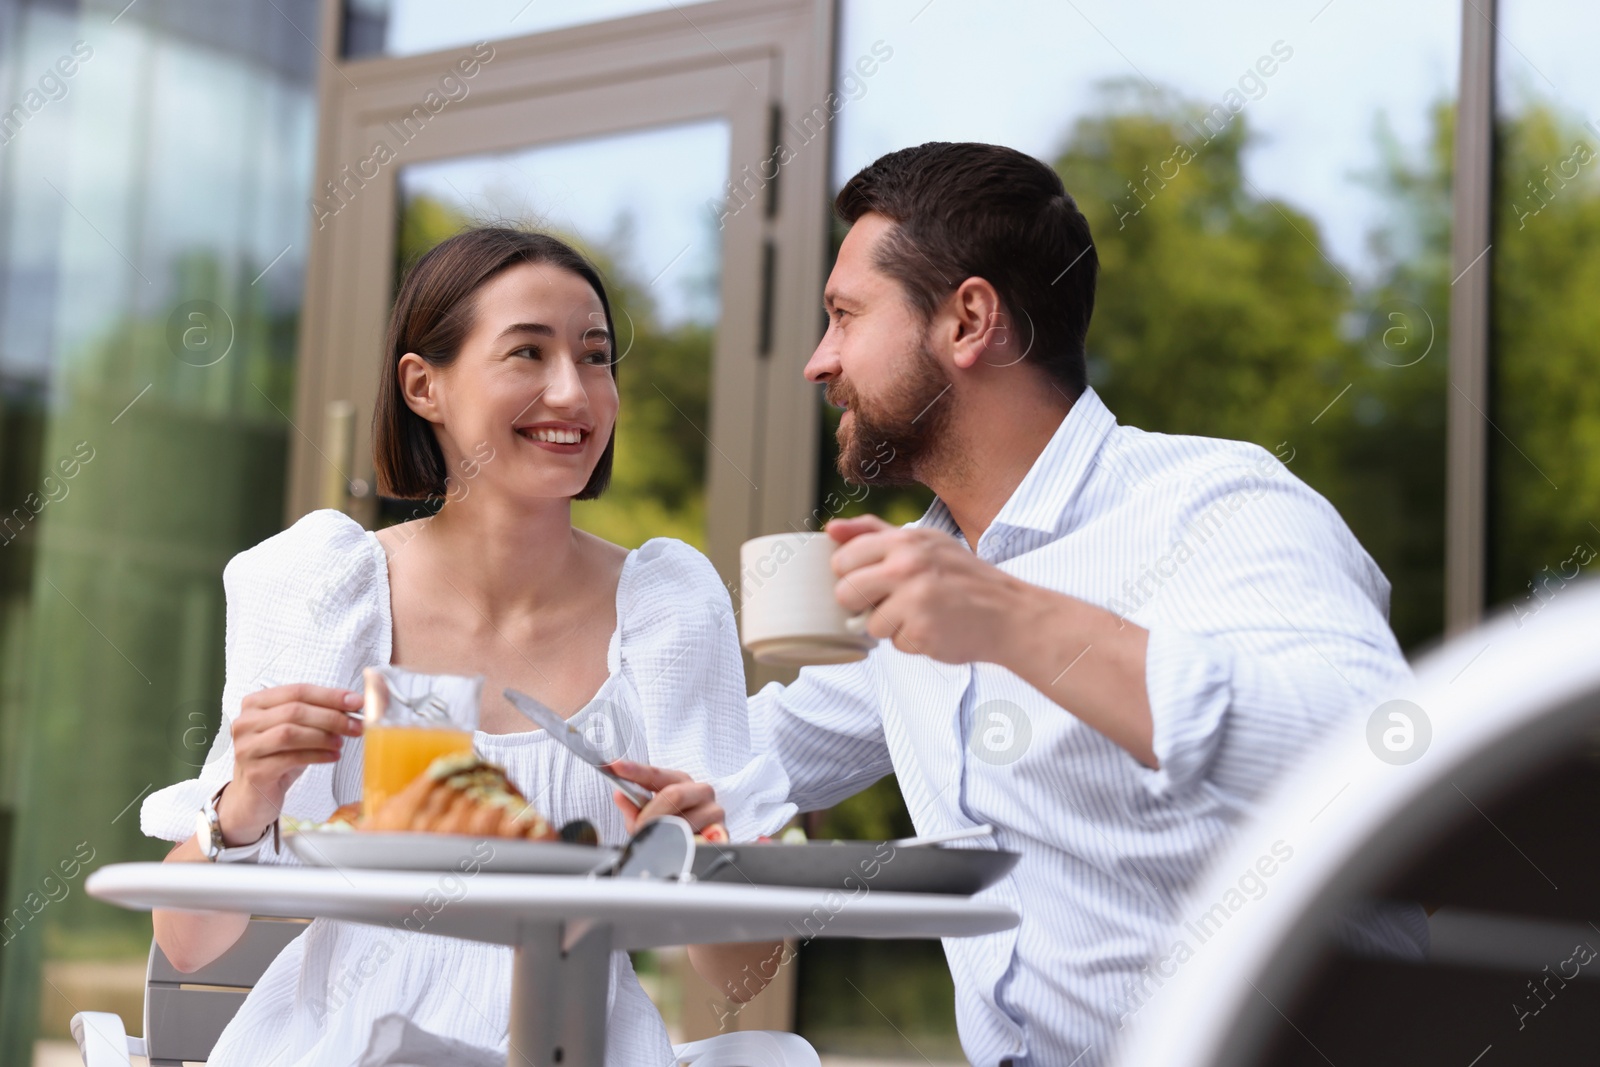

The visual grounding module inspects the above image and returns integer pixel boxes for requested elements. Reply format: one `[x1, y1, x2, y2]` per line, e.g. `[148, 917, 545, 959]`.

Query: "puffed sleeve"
[618, 538, 797, 842]
[139, 510, 388, 860]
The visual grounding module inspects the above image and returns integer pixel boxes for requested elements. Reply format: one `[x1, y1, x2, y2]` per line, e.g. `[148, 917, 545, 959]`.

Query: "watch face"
[196, 808, 217, 857]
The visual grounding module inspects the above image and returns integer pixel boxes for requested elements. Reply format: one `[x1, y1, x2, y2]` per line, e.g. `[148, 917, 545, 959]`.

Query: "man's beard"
[826, 340, 952, 487]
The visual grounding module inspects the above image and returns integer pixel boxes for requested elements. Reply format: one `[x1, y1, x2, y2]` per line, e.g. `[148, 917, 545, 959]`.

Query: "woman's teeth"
[523, 428, 583, 444]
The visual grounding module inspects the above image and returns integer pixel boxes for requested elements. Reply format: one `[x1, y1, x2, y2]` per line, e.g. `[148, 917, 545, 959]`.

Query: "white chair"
[1110, 581, 1600, 1067]
[71, 918, 819, 1067]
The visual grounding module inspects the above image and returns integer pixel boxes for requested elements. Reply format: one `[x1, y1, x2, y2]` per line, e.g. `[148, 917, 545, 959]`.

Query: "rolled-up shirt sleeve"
[1135, 457, 1413, 804]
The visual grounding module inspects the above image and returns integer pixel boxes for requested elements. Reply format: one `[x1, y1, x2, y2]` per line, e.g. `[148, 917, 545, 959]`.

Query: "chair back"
[143, 916, 307, 1065]
[1109, 583, 1600, 1067]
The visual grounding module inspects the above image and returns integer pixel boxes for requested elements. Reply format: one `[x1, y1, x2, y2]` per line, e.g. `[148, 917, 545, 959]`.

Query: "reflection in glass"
[1489, 0, 1600, 619]
[0, 2, 316, 1058]
[394, 119, 729, 551]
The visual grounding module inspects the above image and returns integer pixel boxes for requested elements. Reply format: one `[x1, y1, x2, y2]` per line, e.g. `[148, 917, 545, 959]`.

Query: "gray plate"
[691, 842, 1019, 895]
[287, 830, 617, 875]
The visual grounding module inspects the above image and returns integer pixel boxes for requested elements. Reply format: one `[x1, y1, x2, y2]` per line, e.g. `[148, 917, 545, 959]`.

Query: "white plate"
[287, 830, 618, 875]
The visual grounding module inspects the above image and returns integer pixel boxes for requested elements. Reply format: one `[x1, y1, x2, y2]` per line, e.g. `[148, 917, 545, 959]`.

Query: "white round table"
[88, 862, 1018, 1066]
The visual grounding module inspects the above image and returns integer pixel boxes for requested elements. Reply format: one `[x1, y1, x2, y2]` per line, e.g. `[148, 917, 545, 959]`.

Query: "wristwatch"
[196, 783, 275, 862]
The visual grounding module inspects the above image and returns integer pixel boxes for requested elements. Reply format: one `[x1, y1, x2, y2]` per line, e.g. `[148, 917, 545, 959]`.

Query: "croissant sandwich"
[336, 752, 558, 840]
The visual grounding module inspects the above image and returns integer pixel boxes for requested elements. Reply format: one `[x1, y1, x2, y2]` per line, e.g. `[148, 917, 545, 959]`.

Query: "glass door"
[293, 0, 836, 584]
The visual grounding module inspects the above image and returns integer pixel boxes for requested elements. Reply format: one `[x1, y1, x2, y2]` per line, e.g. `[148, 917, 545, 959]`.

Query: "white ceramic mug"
[739, 532, 877, 666]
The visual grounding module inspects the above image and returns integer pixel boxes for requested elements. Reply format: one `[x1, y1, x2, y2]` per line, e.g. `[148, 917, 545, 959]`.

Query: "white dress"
[141, 509, 795, 1067]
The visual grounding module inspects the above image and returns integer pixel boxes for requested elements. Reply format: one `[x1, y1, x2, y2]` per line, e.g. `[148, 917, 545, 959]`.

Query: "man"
[620, 142, 1411, 1066]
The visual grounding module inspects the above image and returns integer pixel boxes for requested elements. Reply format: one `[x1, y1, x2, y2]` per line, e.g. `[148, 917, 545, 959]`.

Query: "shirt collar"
[913, 386, 1118, 548]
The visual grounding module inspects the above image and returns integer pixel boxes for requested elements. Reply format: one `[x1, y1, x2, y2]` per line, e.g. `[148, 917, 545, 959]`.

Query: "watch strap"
[202, 783, 274, 862]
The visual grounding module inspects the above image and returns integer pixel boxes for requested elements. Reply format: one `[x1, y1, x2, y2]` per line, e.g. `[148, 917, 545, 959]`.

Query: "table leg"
[509, 921, 612, 1067]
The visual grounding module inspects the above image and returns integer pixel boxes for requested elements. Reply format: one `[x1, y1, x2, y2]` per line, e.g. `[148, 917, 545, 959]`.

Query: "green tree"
[1052, 81, 1449, 648]
[1056, 84, 1357, 447]
[818, 84, 1457, 650]
[1490, 103, 1600, 610]
[1335, 103, 1453, 650]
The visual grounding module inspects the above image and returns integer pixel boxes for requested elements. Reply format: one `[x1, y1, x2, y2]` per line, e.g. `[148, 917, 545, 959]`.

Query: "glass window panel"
[343, 0, 682, 59]
[1489, 0, 1600, 619]
[393, 118, 730, 551]
[820, 0, 1457, 650]
[805, 0, 1458, 1057]
[0, 2, 316, 1059]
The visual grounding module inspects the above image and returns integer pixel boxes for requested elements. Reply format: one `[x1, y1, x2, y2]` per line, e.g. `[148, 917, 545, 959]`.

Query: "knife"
[503, 687, 654, 808]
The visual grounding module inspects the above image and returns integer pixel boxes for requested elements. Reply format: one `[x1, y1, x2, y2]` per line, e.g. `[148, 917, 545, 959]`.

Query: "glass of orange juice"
[361, 665, 482, 820]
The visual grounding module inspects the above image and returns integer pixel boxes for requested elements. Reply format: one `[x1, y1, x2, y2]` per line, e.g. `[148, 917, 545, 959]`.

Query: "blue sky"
[385, 0, 1596, 316]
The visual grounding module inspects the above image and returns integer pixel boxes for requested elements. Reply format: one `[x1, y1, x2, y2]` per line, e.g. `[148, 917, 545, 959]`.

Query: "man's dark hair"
[835, 142, 1097, 395]
[374, 226, 617, 500]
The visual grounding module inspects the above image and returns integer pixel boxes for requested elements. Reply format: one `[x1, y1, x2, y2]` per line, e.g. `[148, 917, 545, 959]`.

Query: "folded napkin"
[356, 1014, 503, 1067]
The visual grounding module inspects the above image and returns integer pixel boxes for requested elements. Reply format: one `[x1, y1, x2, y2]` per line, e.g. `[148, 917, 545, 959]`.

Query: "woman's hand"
[605, 760, 724, 834]
[156, 683, 361, 973]
[220, 683, 363, 845]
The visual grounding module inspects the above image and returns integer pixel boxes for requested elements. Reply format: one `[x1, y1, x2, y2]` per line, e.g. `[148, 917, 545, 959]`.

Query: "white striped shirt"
[748, 387, 1411, 1067]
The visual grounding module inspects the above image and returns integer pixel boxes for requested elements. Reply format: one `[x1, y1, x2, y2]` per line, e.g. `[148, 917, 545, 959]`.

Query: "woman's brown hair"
[374, 227, 618, 500]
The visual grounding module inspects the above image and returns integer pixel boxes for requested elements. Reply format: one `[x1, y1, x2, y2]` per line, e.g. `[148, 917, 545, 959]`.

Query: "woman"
[140, 228, 792, 1066]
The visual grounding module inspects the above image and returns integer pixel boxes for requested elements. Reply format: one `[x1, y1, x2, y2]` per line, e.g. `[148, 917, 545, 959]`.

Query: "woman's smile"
[514, 420, 593, 455]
